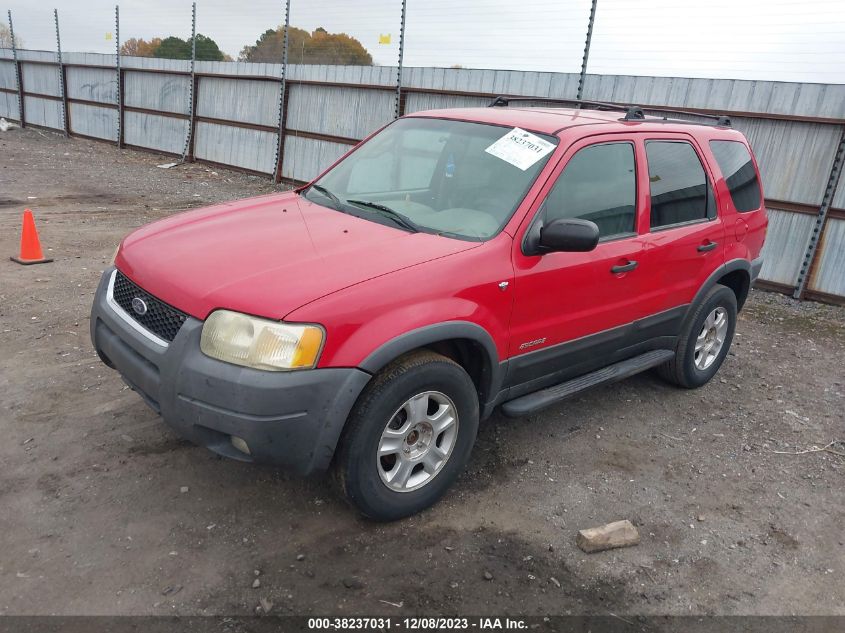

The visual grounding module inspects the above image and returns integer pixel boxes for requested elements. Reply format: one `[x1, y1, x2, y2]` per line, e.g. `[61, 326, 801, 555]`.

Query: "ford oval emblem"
[131, 297, 148, 316]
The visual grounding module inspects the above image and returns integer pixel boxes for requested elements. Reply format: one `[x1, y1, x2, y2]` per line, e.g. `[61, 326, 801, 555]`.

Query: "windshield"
[303, 117, 558, 240]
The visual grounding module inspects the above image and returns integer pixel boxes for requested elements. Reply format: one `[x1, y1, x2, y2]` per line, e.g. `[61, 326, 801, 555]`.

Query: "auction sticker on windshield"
[485, 127, 555, 170]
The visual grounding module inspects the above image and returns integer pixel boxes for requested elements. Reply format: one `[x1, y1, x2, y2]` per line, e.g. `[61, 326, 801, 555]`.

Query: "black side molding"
[500, 349, 675, 417]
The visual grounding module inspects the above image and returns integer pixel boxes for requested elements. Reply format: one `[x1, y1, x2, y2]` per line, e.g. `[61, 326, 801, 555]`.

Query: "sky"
[3, 0, 844, 83]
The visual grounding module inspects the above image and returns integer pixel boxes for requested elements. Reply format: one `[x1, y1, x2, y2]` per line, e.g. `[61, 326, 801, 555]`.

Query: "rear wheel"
[334, 351, 479, 521]
[657, 284, 737, 388]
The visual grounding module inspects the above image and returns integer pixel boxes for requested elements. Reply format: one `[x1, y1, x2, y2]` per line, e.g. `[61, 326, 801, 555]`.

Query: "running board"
[500, 349, 675, 417]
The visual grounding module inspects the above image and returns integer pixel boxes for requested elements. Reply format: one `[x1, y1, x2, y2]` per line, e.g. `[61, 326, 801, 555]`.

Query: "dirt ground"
[1, 128, 844, 617]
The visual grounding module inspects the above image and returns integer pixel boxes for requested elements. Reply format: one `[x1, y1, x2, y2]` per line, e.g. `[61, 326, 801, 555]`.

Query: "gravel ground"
[1, 128, 844, 616]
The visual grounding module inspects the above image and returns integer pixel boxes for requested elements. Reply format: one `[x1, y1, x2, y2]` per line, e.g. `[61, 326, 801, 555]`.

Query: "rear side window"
[646, 141, 712, 229]
[710, 140, 762, 212]
[543, 142, 636, 238]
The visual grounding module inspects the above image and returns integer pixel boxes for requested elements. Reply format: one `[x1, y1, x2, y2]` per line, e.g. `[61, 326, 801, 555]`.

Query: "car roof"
[408, 106, 743, 140]
[409, 107, 615, 134]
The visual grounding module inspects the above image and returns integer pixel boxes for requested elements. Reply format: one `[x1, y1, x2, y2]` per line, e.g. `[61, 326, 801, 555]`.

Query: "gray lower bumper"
[90, 268, 371, 475]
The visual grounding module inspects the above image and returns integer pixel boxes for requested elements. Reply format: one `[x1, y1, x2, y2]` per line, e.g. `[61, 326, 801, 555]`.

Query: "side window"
[543, 142, 636, 238]
[709, 140, 762, 212]
[646, 141, 713, 229]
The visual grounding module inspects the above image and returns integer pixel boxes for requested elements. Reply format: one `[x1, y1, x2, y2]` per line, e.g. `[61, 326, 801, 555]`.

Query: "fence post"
[53, 9, 68, 137]
[576, 0, 598, 102]
[792, 128, 845, 299]
[394, 0, 407, 119]
[7, 10, 24, 127]
[273, 0, 291, 184]
[115, 5, 123, 147]
[182, 2, 197, 162]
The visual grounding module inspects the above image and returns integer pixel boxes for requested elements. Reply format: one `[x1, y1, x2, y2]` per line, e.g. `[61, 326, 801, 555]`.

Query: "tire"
[657, 284, 737, 389]
[334, 350, 479, 521]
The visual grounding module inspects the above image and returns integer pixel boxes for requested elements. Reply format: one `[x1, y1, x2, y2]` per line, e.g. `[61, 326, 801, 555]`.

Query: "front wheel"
[334, 351, 479, 521]
[657, 284, 737, 388]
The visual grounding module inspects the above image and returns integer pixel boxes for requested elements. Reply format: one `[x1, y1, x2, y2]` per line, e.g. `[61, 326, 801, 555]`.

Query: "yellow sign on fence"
[378, 33, 391, 45]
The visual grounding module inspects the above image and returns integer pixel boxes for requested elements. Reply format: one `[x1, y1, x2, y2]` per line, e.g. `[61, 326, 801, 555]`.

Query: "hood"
[115, 191, 480, 320]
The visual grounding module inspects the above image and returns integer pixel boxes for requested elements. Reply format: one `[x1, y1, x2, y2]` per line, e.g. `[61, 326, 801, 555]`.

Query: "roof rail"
[488, 95, 630, 112]
[488, 95, 732, 127]
[638, 105, 732, 127]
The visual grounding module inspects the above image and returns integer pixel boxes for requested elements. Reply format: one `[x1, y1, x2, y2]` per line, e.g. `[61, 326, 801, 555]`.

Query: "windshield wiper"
[307, 184, 343, 207]
[346, 199, 421, 233]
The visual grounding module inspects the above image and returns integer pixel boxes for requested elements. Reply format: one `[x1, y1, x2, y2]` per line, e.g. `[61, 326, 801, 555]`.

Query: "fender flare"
[359, 321, 504, 413]
[688, 258, 752, 320]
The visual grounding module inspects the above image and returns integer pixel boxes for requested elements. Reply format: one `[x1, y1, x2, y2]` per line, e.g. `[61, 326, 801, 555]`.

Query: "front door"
[507, 135, 652, 394]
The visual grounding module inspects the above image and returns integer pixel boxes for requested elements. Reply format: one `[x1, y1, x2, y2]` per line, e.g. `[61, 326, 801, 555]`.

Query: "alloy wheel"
[694, 307, 729, 370]
[377, 391, 459, 492]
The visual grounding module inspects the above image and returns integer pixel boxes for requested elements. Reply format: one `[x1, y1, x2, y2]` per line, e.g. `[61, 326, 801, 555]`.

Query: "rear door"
[638, 133, 726, 313]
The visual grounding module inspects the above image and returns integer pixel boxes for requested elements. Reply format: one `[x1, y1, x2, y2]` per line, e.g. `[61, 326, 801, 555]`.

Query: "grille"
[112, 271, 188, 343]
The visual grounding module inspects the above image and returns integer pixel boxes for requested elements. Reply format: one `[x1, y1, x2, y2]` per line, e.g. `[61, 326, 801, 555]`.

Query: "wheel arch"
[719, 268, 752, 311]
[359, 321, 504, 418]
[691, 259, 752, 314]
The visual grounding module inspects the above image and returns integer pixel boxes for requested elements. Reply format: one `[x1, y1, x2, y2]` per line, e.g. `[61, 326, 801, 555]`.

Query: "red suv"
[91, 100, 767, 520]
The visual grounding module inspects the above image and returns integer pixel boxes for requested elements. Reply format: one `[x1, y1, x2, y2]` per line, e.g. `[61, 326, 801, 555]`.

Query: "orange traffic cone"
[10, 209, 53, 265]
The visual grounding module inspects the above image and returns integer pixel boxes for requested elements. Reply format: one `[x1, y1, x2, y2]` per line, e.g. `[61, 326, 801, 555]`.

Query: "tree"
[0, 24, 23, 49]
[239, 26, 372, 65]
[152, 33, 225, 61]
[304, 28, 373, 65]
[191, 34, 225, 61]
[239, 27, 305, 62]
[153, 36, 191, 59]
[120, 37, 161, 57]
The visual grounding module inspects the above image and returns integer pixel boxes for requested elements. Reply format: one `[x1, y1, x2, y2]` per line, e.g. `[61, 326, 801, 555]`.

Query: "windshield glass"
[304, 117, 558, 240]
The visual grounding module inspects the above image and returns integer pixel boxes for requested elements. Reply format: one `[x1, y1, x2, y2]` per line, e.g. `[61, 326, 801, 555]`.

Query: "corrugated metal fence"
[1, 49, 844, 305]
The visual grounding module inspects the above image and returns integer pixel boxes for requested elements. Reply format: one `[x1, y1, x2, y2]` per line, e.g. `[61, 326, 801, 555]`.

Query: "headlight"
[200, 310, 324, 371]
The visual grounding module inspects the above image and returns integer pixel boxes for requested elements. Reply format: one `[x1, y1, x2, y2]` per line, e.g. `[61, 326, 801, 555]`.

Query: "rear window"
[709, 140, 762, 212]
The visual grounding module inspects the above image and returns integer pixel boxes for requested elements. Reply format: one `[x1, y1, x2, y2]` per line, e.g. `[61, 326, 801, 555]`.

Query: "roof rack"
[487, 95, 732, 128]
[641, 106, 732, 127]
[488, 96, 629, 112]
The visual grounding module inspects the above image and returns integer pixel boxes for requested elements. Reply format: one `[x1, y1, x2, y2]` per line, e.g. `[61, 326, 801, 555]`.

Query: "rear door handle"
[697, 240, 718, 252]
[610, 260, 638, 273]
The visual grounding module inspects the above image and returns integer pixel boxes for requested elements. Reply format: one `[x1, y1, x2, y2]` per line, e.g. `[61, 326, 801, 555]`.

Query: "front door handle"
[697, 240, 718, 252]
[610, 260, 638, 274]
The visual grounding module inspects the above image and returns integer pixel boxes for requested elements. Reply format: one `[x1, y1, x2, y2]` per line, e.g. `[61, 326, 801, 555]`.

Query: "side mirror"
[538, 218, 600, 252]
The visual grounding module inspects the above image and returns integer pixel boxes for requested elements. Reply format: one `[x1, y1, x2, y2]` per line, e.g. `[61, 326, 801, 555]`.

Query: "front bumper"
[90, 268, 371, 475]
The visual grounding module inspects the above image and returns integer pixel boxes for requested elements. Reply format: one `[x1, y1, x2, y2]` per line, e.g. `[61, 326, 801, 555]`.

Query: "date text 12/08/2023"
[307, 617, 529, 630]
